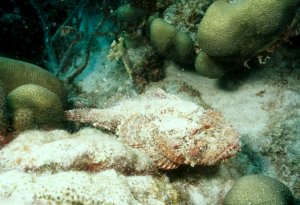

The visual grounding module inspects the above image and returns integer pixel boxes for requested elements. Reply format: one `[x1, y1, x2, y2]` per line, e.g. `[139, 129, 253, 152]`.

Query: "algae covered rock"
[6, 84, 64, 131]
[196, 0, 300, 78]
[224, 174, 294, 205]
[150, 18, 194, 64]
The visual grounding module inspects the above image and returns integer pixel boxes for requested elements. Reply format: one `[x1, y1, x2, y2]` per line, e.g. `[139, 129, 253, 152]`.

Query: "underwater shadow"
[216, 60, 265, 92]
[166, 164, 221, 183]
[233, 141, 266, 175]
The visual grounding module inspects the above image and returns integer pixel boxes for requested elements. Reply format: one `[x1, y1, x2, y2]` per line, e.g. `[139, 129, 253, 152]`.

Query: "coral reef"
[0, 57, 67, 131]
[195, 0, 300, 78]
[224, 174, 294, 205]
[0, 1, 300, 204]
[65, 88, 240, 169]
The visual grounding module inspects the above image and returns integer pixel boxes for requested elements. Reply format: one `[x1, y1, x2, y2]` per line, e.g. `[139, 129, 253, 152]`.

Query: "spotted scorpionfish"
[65, 89, 240, 170]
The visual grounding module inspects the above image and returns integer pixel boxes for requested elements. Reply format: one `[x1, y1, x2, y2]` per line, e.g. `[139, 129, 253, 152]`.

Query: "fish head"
[184, 111, 241, 166]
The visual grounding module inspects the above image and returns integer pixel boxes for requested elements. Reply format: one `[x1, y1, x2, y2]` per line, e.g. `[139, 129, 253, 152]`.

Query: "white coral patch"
[0, 170, 135, 204]
[0, 169, 183, 205]
[0, 128, 155, 173]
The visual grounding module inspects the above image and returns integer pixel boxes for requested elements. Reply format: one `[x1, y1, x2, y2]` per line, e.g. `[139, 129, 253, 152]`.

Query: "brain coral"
[197, 0, 300, 60]
[0, 57, 67, 106]
[0, 57, 67, 131]
[196, 0, 300, 78]
[6, 84, 65, 131]
[224, 174, 294, 205]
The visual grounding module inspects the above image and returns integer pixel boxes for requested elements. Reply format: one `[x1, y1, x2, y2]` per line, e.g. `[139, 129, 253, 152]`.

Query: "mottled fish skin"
[65, 88, 240, 170]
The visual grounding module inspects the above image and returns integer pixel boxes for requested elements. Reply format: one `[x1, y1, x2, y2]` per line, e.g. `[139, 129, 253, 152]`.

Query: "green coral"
[0, 57, 67, 131]
[196, 0, 300, 78]
[150, 18, 194, 64]
[224, 174, 294, 205]
[6, 84, 64, 132]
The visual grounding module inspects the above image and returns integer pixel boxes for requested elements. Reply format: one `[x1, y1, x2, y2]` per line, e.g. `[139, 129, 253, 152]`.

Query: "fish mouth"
[212, 138, 241, 164]
[198, 137, 241, 166]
